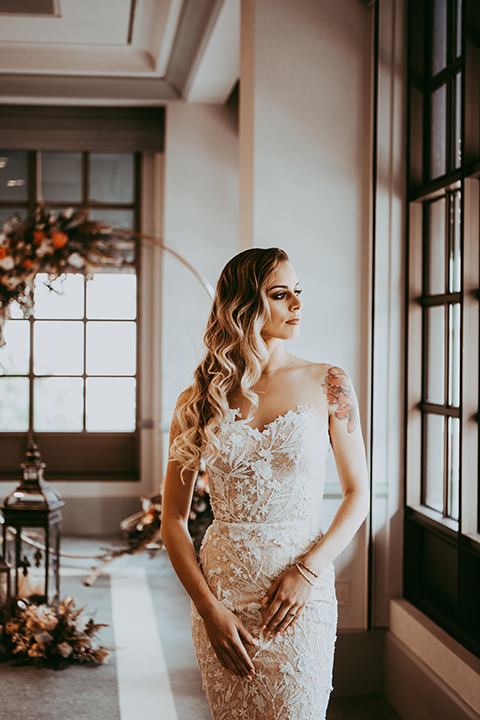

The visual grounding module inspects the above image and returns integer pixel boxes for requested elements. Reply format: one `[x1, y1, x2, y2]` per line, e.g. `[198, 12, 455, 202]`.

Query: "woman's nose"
[291, 295, 302, 310]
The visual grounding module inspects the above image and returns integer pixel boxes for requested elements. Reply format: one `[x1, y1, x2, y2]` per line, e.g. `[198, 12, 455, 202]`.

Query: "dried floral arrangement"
[0, 596, 110, 669]
[0, 205, 132, 347]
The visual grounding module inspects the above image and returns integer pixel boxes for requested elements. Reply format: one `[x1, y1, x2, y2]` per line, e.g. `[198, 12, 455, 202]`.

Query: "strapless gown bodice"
[207, 405, 330, 532]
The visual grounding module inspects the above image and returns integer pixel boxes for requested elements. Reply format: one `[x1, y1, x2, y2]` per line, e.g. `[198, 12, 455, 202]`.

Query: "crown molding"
[0, 0, 231, 105]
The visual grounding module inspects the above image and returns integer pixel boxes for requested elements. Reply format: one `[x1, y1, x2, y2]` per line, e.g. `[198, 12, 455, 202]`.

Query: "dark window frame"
[405, 0, 480, 659]
[0, 105, 166, 482]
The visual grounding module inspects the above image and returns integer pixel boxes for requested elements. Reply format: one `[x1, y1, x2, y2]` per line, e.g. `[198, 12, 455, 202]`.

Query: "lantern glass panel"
[10, 526, 60, 604]
[0, 561, 11, 610]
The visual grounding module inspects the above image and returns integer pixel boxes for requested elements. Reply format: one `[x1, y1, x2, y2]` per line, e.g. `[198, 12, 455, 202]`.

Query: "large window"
[406, 0, 480, 658]
[0, 150, 141, 480]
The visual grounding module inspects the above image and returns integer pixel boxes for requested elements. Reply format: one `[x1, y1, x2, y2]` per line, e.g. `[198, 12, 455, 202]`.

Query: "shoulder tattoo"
[322, 366, 357, 433]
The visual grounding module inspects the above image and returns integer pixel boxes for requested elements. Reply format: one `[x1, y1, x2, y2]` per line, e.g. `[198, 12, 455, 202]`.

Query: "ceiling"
[0, 0, 240, 105]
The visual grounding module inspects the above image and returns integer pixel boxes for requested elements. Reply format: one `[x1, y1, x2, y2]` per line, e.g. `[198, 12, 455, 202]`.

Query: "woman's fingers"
[262, 603, 288, 633]
[274, 608, 299, 635]
[216, 647, 239, 676]
[237, 623, 259, 648]
[214, 627, 256, 680]
[231, 644, 255, 679]
[262, 600, 301, 635]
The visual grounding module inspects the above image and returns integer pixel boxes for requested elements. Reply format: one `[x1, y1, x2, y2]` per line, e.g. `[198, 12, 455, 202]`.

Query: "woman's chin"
[283, 325, 300, 340]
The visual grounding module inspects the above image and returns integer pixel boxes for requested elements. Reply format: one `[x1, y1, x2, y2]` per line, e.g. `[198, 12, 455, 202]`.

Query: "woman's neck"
[261, 341, 293, 375]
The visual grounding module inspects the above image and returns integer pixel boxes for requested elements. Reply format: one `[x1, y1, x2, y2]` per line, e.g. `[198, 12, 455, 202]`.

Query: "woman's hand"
[261, 566, 313, 636]
[197, 596, 259, 681]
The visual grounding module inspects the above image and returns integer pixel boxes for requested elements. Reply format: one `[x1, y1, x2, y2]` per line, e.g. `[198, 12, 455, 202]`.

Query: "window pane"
[426, 306, 445, 404]
[432, 0, 447, 75]
[89, 153, 134, 204]
[0, 320, 29, 375]
[34, 273, 85, 320]
[431, 85, 447, 179]
[448, 304, 461, 407]
[89, 209, 135, 231]
[427, 198, 446, 295]
[424, 413, 445, 514]
[455, 73, 462, 169]
[447, 417, 460, 520]
[86, 274, 136, 319]
[86, 377, 136, 432]
[86, 321, 136, 375]
[0, 207, 27, 226]
[41, 152, 82, 203]
[449, 192, 461, 293]
[34, 321, 84, 375]
[9, 301, 25, 320]
[0, 151, 28, 201]
[457, 0, 462, 57]
[0, 377, 29, 431]
[34, 377, 83, 432]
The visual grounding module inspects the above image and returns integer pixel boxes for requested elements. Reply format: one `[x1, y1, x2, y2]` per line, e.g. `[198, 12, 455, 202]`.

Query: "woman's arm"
[261, 366, 369, 635]
[161, 399, 258, 680]
[302, 366, 369, 572]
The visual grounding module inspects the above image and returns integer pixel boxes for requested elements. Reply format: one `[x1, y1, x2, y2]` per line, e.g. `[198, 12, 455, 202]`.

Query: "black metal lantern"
[0, 556, 11, 623]
[1, 441, 64, 604]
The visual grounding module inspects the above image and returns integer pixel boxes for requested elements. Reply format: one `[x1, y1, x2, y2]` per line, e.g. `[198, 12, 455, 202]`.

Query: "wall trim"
[389, 598, 480, 716]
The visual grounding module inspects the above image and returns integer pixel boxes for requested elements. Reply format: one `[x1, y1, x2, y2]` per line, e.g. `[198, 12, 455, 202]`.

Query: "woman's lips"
[286, 318, 301, 324]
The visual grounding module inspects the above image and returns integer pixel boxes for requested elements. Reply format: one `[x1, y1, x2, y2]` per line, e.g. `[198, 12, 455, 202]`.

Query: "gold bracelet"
[298, 560, 319, 579]
[294, 563, 315, 587]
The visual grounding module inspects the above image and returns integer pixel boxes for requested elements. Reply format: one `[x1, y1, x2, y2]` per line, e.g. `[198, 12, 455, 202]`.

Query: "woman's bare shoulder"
[292, 358, 331, 379]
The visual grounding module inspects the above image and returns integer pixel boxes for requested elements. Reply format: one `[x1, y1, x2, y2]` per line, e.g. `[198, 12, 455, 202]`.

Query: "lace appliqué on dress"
[191, 405, 337, 720]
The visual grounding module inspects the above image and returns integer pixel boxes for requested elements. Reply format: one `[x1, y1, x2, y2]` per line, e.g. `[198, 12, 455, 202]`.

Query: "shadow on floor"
[327, 697, 402, 720]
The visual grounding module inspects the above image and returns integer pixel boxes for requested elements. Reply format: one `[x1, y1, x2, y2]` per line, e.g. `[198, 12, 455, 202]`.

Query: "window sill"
[409, 504, 459, 533]
[389, 598, 480, 716]
[463, 531, 480, 549]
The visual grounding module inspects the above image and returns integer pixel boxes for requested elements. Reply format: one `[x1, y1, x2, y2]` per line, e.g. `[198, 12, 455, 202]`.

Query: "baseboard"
[61, 496, 142, 537]
[331, 629, 385, 697]
[385, 632, 480, 720]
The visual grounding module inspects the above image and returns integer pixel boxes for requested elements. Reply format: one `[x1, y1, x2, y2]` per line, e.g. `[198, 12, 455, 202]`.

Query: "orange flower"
[0, 246, 7, 259]
[51, 231, 68, 249]
[33, 231, 46, 245]
[23, 259, 33, 270]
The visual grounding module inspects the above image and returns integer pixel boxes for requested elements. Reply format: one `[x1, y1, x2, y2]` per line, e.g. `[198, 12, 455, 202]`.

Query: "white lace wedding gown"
[191, 405, 337, 720]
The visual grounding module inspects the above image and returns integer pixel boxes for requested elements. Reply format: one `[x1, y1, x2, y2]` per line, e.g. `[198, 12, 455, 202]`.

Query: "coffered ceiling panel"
[0, 0, 239, 105]
[0, 0, 132, 45]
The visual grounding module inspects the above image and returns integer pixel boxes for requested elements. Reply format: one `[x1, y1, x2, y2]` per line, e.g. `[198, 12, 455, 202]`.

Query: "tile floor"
[2, 538, 404, 720]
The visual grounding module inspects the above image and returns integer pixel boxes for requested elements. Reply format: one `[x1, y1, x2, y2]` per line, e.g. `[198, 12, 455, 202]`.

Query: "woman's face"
[262, 261, 303, 341]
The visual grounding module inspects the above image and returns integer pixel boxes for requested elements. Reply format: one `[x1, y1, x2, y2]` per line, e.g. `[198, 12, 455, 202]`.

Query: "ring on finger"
[288, 610, 297, 617]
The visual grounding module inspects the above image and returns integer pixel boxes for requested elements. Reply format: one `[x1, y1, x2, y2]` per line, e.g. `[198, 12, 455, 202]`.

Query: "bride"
[161, 247, 369, 720]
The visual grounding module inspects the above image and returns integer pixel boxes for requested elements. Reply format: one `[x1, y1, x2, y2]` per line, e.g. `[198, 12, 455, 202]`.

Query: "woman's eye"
[271, 289, 302, 300]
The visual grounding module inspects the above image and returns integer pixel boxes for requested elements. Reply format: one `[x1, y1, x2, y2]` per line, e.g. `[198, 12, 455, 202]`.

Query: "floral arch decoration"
[0, 206, 214, 348]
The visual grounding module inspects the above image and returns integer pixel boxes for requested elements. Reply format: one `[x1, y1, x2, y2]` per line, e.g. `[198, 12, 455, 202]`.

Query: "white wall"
[239, 0, 373, 629]
[162, 102, 240, 449]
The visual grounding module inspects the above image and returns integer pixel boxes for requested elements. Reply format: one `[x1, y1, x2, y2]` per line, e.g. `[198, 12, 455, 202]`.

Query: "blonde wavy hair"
[170, 247, 289, 479]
